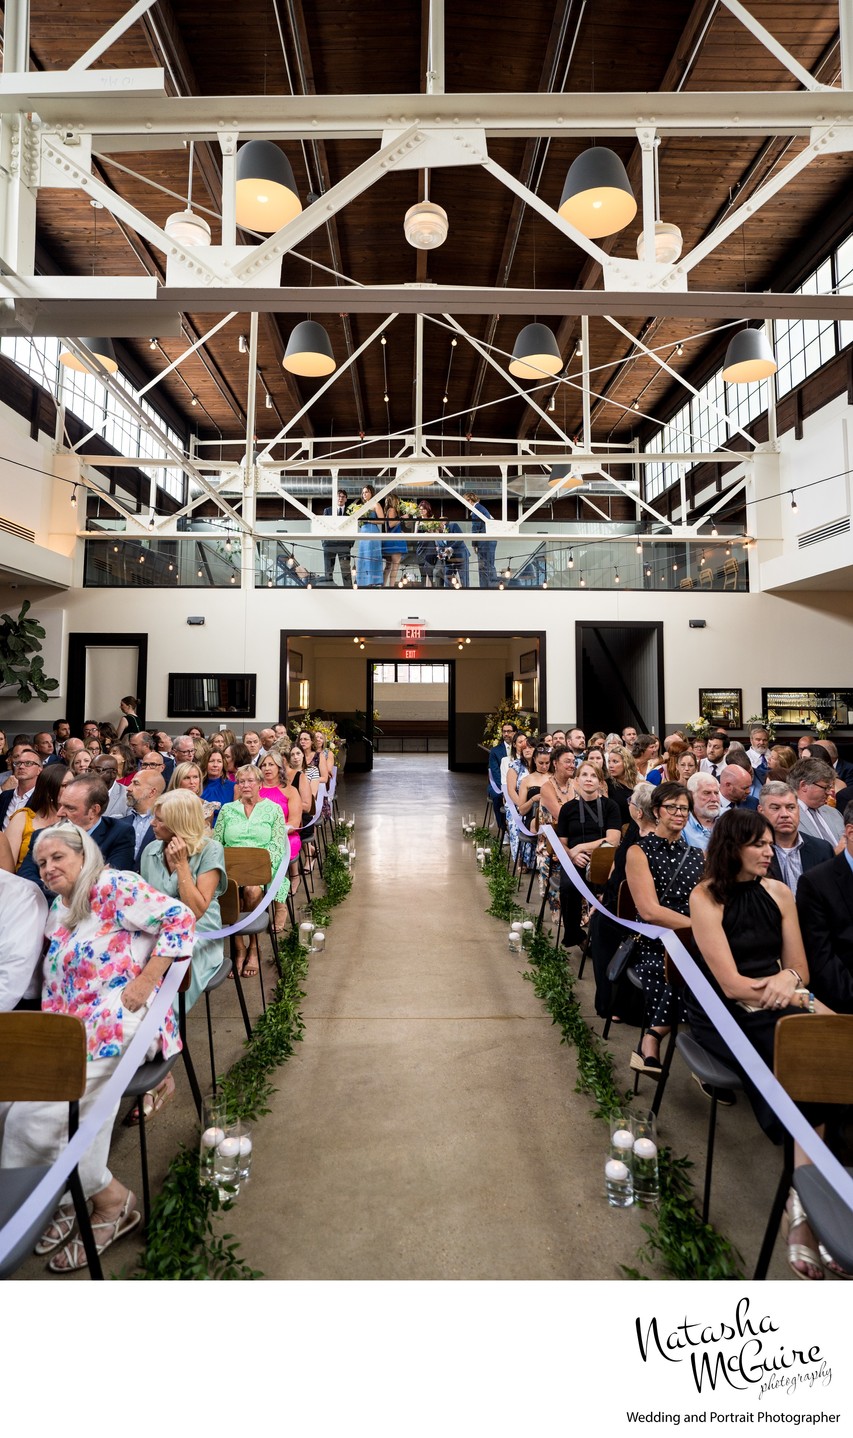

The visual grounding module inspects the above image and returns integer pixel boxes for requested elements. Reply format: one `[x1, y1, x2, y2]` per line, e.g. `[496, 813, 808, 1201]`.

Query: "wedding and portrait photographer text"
[624, 1415, 840, 1427]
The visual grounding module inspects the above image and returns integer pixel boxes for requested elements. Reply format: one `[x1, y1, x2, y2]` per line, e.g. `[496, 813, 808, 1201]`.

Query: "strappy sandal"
[48, 1190, 140, 1273]
[784, 1188, 823, 1281]
[630, 1031, 664, 1074]
[34, 1204, 76, 1256]
[125, 1072, 175, 1127]
[818, 1243, 853, 1279]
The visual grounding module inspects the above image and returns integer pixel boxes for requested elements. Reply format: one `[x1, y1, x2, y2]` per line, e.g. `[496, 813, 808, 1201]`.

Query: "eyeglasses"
[140, 761, 163, 768]
[807, 781, 830, 793]
[660, 804, 690, 815]
[13, 760, 39, 768]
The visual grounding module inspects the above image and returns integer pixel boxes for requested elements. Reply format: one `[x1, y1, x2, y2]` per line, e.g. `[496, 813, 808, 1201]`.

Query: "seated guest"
[33, 731, 62, 767]
[142, 790, 226, 1012]
[717, 763, 757, 813]
[166, 760, 204, 798]
[516, 744, 553, 837]
[258, 750, 304, 891]
[818, 738, 853, 786]
[676, 750, 698, 785]
[140, 741, 174, 786]
[128, 730, 155, 769]
[688, 810, 841, 1280]
[223, 741, 251, 782]
[796, 801, 853, 1013]
[92, 753, 128, 818]
[605, 745, 638, 825]
[684, 772, 722, 851]
[647, 735, 689, 786]
[312, 730, 335, 786]
[536, 745, 577, 922]
[201, 748, 234, 812]
[0, 746, 41, 828]
[690, 736, 707, 764]
[0, 763, 65, 876]
[55, 775, 136, 871]
[122, 769, 166, 867]
[789, 758, 845, 845]
[0, 824, 194, 1272]
[0, 867, 49, 1011]
[625, 781, 704, 1072]
[632, 734, 660, 778]
[699, 730, 729, 781]
[170, 735, 197, 767]
[86, 737, 103, 759]
[758, 781, 833, 896]
[283, 743, 317, 812]
[767, 744, 797, 781]
[112, 743, 135, 785]
[590, 781, 655, 1019]
[556, 760, 621, 950]
[746, 725, 771, 781]
[70, 748, 93, 776]
[213, 765, 289, 977]
[98, 722, 118, 753]
[259, 728, 277, 757]
[505, 737, 535, 866]
[804, 744, 846, 796]
[797, 733, 818, 757]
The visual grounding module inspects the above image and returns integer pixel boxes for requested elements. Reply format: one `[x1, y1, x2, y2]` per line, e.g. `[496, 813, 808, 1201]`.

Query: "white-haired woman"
[0, 823, 194, 1272]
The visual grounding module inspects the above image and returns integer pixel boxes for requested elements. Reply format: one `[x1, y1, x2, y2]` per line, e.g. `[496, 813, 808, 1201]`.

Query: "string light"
[191, 395, 198, 406]
[711, 523, 719, 537]
[148, 514, 156, 529]
[579, 572, 586, 587]
[645, 565, 651, 577]
[138, 554, 145, 564]
[149, 337, 158, 351]
[70, 486, 78, 508]
[635, 540, 642, 553]
[676, 343, 684, 356]
[568, 549, 574, 568]
[614, 567, 620, 584]
[790, 492, 798, 513]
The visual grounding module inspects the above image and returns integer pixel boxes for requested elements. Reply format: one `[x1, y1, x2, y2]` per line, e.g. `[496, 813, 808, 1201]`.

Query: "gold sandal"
[784, 1188, 823, 1281]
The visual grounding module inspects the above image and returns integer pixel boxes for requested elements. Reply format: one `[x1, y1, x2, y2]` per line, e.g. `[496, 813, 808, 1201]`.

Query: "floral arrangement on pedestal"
[813, 716, 834, 739]
[482, 698, 538, 747]
[289, 712, 339, 754]
[746, 713, 776, 741]
[684, 716, 712, 739]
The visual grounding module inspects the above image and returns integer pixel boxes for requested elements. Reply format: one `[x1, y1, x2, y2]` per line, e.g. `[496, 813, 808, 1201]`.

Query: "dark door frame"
[67, 632, 149, 737]
[279, 627, 548, 768]
[575, 621, 664, 736]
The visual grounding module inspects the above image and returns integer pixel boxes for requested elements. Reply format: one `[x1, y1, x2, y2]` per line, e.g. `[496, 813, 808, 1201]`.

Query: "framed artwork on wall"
[519, 649, 537, 675]
[699, 688, 743, 728]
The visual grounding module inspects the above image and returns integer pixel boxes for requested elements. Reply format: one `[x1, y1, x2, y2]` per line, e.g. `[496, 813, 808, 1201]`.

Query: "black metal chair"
[674, 1032, 743, 1222]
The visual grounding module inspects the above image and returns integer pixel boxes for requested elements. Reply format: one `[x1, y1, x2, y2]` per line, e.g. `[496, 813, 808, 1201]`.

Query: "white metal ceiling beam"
[9, 90, 853, 138]
[70, 0, 160, 72]
[74, 449, 749, 467]
[13, 286, 850, 324]
[719, 1, 829, 93]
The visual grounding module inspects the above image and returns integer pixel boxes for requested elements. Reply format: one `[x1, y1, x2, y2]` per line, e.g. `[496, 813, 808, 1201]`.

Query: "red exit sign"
[404, 624, 426, 641]
[405, 647, 418, 659]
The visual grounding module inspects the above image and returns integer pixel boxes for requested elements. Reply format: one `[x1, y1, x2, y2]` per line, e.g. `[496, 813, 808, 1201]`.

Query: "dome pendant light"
[509, 322, 562, 380]
[558, 147, 637, 240]
[59, 337, 119, 375]
[722, 327, 777, 384]
[283, 319, 336, 377]
[636, 220, 683, 264]
[404, 201, 448, 249]
[235, 141, 301, 233]
[547, 464, 583, 491]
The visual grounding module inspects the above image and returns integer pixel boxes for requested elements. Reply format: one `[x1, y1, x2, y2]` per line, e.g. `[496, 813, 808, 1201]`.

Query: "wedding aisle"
[227, 755, 653, 1279]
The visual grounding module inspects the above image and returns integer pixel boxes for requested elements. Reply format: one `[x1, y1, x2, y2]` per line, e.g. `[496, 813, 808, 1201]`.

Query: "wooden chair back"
[773, 1015, 853, 1106]
[219, 878, 240, 927]
[587, 845, 616, 886]
[0, 1013, 87, 1102]
[699, 567, 713, 589]
[679, 577, 694, 590]
[663, 929, 696, 992]
[616, 880, 637, 922]
[224, 845, 272, 888]
[722, 557, 739, 590]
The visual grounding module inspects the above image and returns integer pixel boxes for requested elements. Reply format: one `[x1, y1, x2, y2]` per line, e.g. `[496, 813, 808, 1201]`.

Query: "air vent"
[798, 517, 850, 549]
[0, 516, 35, 543]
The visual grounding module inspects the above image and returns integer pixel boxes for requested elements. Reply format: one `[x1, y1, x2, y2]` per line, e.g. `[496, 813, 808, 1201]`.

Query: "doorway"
[575, 623, 663, 737]
[67, 632, 148, 737]
[366, 659, 455, 765]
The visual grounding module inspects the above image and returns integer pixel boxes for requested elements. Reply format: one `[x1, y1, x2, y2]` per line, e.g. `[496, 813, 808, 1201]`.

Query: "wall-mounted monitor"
[168, 673, 256, 718]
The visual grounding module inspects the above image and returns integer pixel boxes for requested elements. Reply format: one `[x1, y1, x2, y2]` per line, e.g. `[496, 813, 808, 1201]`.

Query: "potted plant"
[0, 600, 59, 703]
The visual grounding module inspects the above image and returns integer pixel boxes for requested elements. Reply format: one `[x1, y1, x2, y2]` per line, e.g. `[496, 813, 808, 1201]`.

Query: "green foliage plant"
[0, 600, 60, 703]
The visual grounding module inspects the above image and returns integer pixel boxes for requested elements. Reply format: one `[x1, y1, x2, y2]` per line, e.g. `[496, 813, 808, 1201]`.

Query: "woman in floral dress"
[0, 822, 195, 1272]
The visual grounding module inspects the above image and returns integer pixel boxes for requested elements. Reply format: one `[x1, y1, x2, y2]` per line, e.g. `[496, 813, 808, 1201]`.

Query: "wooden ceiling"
[18, 0, 853, 459]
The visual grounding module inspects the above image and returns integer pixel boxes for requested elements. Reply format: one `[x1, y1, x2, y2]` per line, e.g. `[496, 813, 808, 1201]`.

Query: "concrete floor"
[18, 754, 806, 1281]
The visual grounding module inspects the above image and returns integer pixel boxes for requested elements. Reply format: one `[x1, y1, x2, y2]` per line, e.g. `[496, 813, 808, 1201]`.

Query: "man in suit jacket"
[55, 775, 136, 870]
[322, 488, 354, 587]
[796, 805, 853, 1011]
[790, 758, 845, 845]
[121, 768, 166, 869]
[717, 764, 759, 813]
[757, 780, 833, 895]
[0, 748, 41, 829]
[821, 738, 853, 786]
[488, 722, 517, 833]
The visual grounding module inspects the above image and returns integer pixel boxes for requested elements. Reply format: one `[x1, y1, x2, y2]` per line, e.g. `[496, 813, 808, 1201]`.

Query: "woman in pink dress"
[258, 751, 304, 894]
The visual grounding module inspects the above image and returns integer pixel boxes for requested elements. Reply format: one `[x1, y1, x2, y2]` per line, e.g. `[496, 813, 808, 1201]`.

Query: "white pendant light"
[283, 320, 336, 377]
[236, 141, 301, 232]
[636, 220, 683, 264]
[404, 200, 448, 249]
[722, 328, 777, 384]
[165, 208, 212, 247]
[59, 337, 119, 375]
[558, 147, 637, 239]
[165, 142, 212, 247]
[509, 323, 562, 380]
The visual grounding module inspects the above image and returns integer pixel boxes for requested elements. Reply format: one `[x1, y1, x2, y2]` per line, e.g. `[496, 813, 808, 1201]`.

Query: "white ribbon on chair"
[0, 956, 191, 1266]
[540, 823, 853, 1218]
[502, 783, 538, 839]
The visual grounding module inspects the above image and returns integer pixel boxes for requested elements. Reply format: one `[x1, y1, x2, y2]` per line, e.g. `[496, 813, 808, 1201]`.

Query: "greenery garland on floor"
[135, 829, 354, 1280]
[480, 840, 743, 1280]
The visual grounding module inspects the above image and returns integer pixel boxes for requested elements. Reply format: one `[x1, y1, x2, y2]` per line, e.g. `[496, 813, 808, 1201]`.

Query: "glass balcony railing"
[84, 533, 749, 591]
